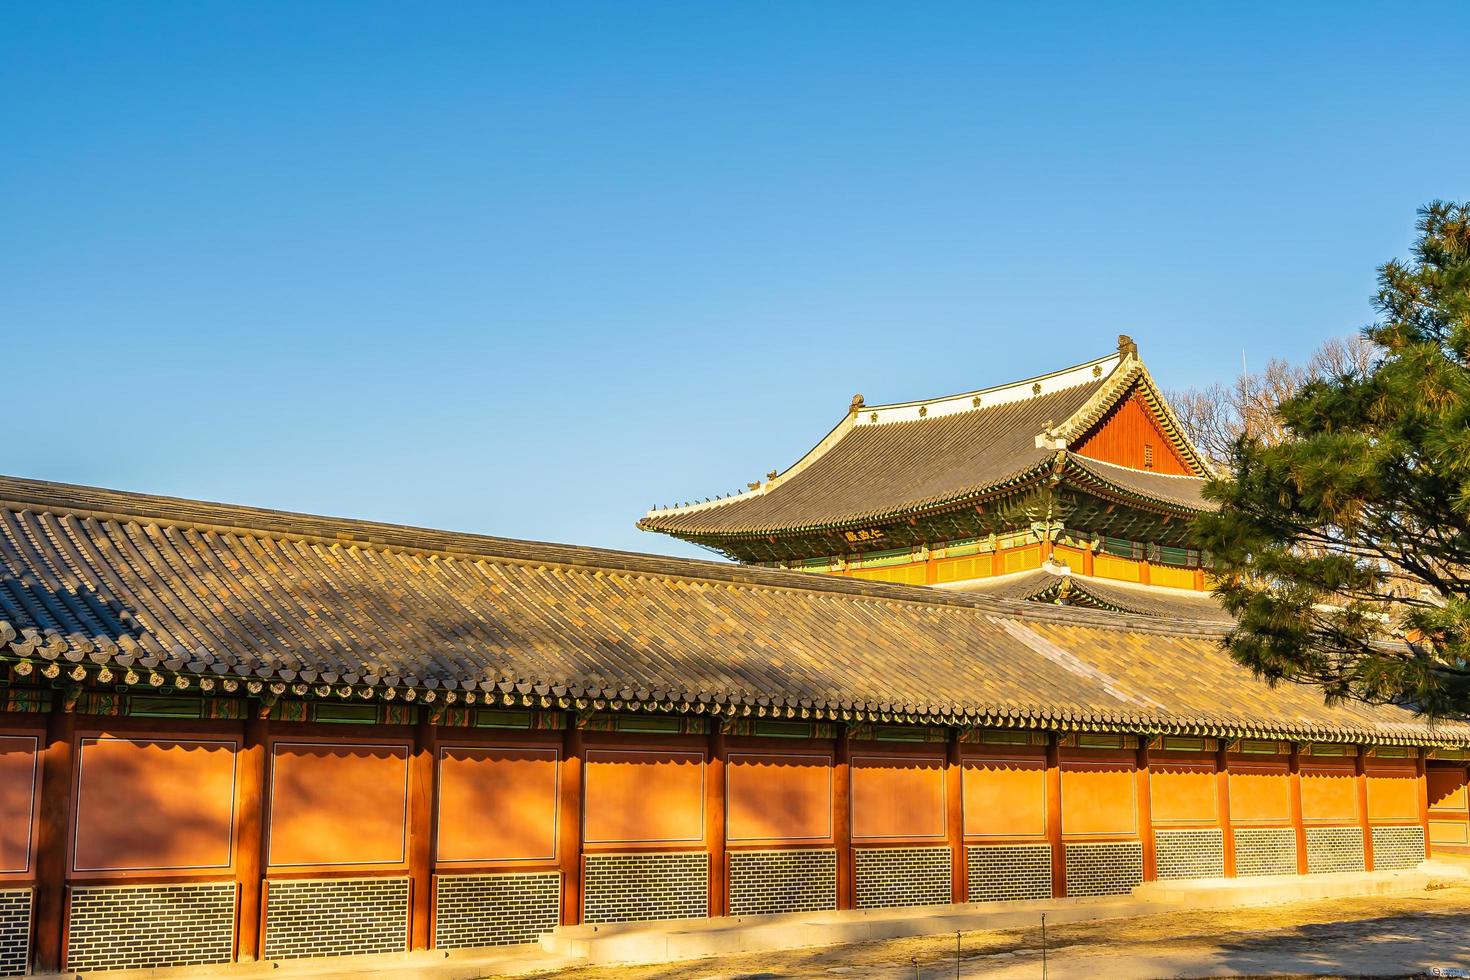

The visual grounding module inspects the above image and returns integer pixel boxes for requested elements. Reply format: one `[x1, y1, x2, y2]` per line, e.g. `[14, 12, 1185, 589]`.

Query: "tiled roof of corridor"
[0, 474, 1459, 745]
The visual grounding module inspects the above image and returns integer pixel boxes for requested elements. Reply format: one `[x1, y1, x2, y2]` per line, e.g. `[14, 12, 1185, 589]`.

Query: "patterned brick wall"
[966, 844, 1052, 902]
[1306, 827, 1366, 873]
[728, 849, 836, 916]
[66, 881, 235, 972]
[854, 847, 951, 909]
[264, 876, 409, 960]
[1063, 841, 1143, 897]
[583, 852, 708, 924]
[1371, 826, 1426, 870]
[0, 889, 31, 978]
[1154, 828, 1225, 880]
[1233, 827, 1298, 876]
[434, 872, 560, 949]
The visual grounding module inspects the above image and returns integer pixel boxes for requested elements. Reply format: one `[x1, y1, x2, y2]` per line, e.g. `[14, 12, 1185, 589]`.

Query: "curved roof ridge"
[1070, 454, 1211, 481]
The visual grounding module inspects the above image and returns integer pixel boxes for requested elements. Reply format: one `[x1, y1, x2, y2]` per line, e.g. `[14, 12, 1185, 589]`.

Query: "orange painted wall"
[583, 749, 705, 844]
[1060, 763, 1137, 836]
[436, 746, 559, 863]
[1428, 768, 1469, 845]
[726, 752, 832, 842]
[1366, 765, 1421, 823]
[0, 736, 38, 874]
[269, 742, 409, 867]
[963, 757, 1046, 837]
[1149, 763, 1218, 825]
[1073, 392, 1195, 475]
[1300, 765, 1358, 822]
[1228, 764, 1292, 823]
[74, 737, 238, 872]
[851, 755, 945, 840]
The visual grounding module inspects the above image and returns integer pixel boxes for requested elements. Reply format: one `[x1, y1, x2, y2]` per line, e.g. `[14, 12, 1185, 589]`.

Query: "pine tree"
[1195, 201, 1470, 716]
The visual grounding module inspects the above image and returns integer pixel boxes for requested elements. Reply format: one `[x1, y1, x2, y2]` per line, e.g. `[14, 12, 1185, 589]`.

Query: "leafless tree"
[1167, 335, 1379, 468]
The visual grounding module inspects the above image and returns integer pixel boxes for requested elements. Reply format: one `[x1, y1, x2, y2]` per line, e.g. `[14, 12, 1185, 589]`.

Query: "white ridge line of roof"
[856, 350, 1123, 426]
[644, 349, 1124, 518]
[1071, 453, 1211, 481]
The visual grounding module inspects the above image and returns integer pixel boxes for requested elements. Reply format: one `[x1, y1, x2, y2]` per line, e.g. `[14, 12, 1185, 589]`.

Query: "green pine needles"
[1196, 201, 1470, 718]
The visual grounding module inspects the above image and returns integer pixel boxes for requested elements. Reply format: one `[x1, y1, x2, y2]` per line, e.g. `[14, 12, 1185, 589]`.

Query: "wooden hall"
[639, 336, 1225, 619]
[0, 470, 1468, 974]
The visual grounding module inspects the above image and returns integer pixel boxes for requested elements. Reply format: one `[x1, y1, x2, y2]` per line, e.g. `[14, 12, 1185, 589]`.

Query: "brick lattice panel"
[0, 889, 31, 978]
[854, 847, 951, 909]
[1371, 826, 1426, 870]
[1154, 828, 1225, 880]
[1233, 827, 1299, 876]
[1063, 841, 1144, 897]
[728, 849, 837, 916]
[1306, 827, 1366, 874]
[434, 872, 561, 949]
[264, 877, 409, 960]
[66, 882, 235, 972]
[966, 844, 1053, 902]
[583, 852, 708, 924]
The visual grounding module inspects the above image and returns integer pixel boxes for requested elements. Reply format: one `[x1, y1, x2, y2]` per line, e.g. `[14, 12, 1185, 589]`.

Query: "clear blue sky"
[3, 2, 1466, 560]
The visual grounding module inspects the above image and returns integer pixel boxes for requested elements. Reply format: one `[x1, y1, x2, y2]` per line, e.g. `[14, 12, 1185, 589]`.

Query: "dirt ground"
[490, 882, 1470, 980]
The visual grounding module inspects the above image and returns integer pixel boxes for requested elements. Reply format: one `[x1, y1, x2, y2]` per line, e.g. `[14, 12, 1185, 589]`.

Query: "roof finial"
[1117, 334, 1138, 357]
[849, 393, 865, 413]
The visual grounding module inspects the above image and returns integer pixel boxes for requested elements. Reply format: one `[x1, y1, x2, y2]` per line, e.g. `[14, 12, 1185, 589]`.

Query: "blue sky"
[3, 2, 1466, 559]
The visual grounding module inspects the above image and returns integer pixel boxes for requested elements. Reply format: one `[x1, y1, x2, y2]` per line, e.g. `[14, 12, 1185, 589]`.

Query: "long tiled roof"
[0, 475, 1459, 745]
[639, 344, 1211, 540]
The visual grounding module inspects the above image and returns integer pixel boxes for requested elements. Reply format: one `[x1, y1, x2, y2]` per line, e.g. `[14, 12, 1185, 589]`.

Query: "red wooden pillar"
[1136, 738, 1157, 881]
[558, 725, 585, 925]
[408, 711, 438, 950]
[1216, 742, 1236, 877]
[32, 702, 76, 973]
[946, 729, 966, 903]
[233, 716, 269, 961]
[706, 727, 728, 917]
[1138, 559, 1152, 586]
[833, 726, 854, 910]
[1082, 547, 1096, 578]
[1355, 747, 1375, 872]
[1045, 733, 1066, 897]
[1288, 743, 1308, 874]
[1417, 753, 1433, 859]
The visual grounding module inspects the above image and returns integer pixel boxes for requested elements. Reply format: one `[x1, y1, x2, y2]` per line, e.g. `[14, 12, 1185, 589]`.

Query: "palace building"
[0, 343, 1468, 973]
[640, 336, 1221, 618]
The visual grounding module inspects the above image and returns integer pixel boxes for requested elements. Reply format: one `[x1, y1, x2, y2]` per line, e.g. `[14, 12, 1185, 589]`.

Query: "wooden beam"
[408, 711, 438, 949]
[1136, 739, 1156, 881]
[946, 729, 966, 903]
[706, 728, 728, 918]
[834, 727, 854, 910]
[233, 716, 269, 961]
[1216, 742, 1235, 877]
[1355, 747, 1374, 872]
[1288, 743, 1308, 875]
[1046, 733, 1066, 898]
[1417, 753, 1433, 860]
[32, 701, 75, 973]
[559, 725, 585, 925]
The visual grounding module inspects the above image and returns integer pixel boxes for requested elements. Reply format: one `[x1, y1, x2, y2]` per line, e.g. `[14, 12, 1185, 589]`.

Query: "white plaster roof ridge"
[1072, 454, 1211, 481]
[856, 349, 1124, 427]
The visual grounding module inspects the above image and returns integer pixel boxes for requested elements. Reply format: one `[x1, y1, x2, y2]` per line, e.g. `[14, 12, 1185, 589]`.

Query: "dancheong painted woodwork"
[0, 415, 1463, 970]
[639, 336, 1229, 618]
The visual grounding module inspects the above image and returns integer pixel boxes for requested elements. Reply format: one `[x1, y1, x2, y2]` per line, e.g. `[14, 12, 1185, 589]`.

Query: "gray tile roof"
[0, 474, 1457, 745]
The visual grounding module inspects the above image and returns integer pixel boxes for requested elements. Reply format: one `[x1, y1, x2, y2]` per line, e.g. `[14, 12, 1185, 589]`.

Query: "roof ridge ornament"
[1118, 334, 1139, 357]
